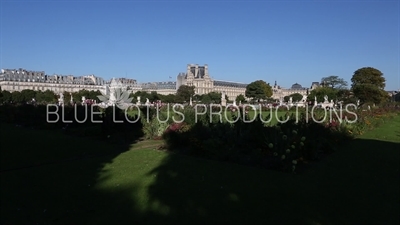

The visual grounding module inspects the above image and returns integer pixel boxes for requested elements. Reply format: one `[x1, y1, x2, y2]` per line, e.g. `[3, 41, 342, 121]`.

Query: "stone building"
[1, 66, 320, 102]
[140, 81, 177, 95]
[176, 64, 247, 100]
[0, 68, 105, 93]
[271, 81, 320, 100]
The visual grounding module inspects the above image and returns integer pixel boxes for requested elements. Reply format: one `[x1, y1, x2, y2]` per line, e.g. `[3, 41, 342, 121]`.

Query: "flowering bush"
[161, 103, 400, 173]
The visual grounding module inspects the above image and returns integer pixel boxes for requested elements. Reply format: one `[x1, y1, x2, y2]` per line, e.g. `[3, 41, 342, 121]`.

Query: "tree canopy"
[235, 94, 246, 103]
[307, 87, 338, 103]
[0, 89, 57, 105]
[245, 80, 272, 102]
[351, 67, 387, 105]
[284, 93, 303, 102]
[321, 76, 348, 89]
[175, 85, 195, 103]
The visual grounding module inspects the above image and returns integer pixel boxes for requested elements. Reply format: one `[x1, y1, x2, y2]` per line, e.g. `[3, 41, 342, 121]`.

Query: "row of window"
[0, 78, 104, 85]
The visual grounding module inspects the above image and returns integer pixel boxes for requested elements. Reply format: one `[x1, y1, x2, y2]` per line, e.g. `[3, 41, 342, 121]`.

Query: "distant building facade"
[1, 66, 320, 102]
[176, 64, 248, 100]
[271, 81, 320, 100]
[0, 68, 105, 93]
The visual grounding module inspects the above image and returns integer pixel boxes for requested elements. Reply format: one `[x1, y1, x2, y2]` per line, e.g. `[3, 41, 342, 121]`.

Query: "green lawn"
[1, 116, 399, 224]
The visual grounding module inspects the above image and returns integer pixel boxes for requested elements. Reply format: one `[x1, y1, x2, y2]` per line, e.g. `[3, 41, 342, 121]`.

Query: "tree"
[351, 67, 387, 105]
[307, 87, 338, 103]
[193, 94, 203, 102]
[245, 80, 272, 102]
[395, 92, 400, 102]
[130, 91, 151, 103]
[35, 90, 56, 104]
[11, 91, 24, 104]
[150, 91, 160, 102]
[175, 85, 195, 103]
[235, 94, 246, 103]
[336, 89, 356, 104]
[321, 76, 348, 89]
[0, 90, 12, 104]
[207, 92, 222, 103]
[201, 94, 212, 104]
[283, 93, 303, 102]
[160, 94, 176, 103]
[20, 90, 36, 102]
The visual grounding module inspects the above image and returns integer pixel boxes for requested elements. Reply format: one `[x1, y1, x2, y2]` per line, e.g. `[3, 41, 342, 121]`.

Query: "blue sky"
[1, 0, 399, 90]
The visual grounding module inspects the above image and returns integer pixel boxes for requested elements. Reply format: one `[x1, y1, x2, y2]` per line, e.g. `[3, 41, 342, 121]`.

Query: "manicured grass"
[1, 116, 399, 224]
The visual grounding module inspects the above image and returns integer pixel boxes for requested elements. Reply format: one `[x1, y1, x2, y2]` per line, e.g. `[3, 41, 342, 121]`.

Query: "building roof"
[291, 83, 303, 89]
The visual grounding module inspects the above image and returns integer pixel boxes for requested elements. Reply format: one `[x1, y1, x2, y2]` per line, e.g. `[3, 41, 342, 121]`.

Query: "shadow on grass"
[1, 124, 399, 224]
[143, 137, 400, 224]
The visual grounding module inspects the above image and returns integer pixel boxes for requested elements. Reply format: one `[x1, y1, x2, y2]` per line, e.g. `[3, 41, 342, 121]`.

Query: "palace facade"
[176, 64, 248, 100]
[0, 68, 105, 93]
[271, 81, 320, 100]
[0, 66, 320, 101]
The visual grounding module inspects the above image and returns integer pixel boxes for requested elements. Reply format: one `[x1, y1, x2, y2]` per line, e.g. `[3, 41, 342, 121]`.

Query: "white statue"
[81, 96, 86, 104]
[189, 97, 193, 106]
[233, 100, 237, 106]
[145, 98, 150, 105]
[302, 95, 307, 102]
[70, 93, 73, 102]
[289, 97, 293, 103]
[324, 95, 329, 103]
[58, 93, 64, 106]
[221, 91, 227, 106]
[109, 91, 116, 103]
[137, 96, 141, 103]
[357, 99, 360, 106]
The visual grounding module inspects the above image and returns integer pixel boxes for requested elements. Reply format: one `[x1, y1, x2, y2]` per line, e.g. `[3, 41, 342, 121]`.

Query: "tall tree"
[235, 94, 246, 103]
[321, 76, 348, 89]
[351, 67, 387, 105]
[175, 85, 195, 103]
[245, 80, 272, 102]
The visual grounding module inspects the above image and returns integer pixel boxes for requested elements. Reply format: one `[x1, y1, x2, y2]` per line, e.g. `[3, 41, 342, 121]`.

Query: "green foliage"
[200, 94, 212, 104]
[283, 93, 303, 102]
[162, 94, 176, 103]
[351, 67, 387, 105]
[72, 89, 102, 103]
[236, 94, 246, 103]
[307, 87, 338, 103]
[0, 90, 12, 104]
[35, 90, 57, 104]
[175, 85, 195, 103]
[11, 91, 24, 103]
[195, 92, 226, 104]
[336, 89, 356, 104]
[321, 75, 348, 89]
[245, 80, 273, 102]
[395, 93, 400, 102]
[207, 91, 223, 103]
